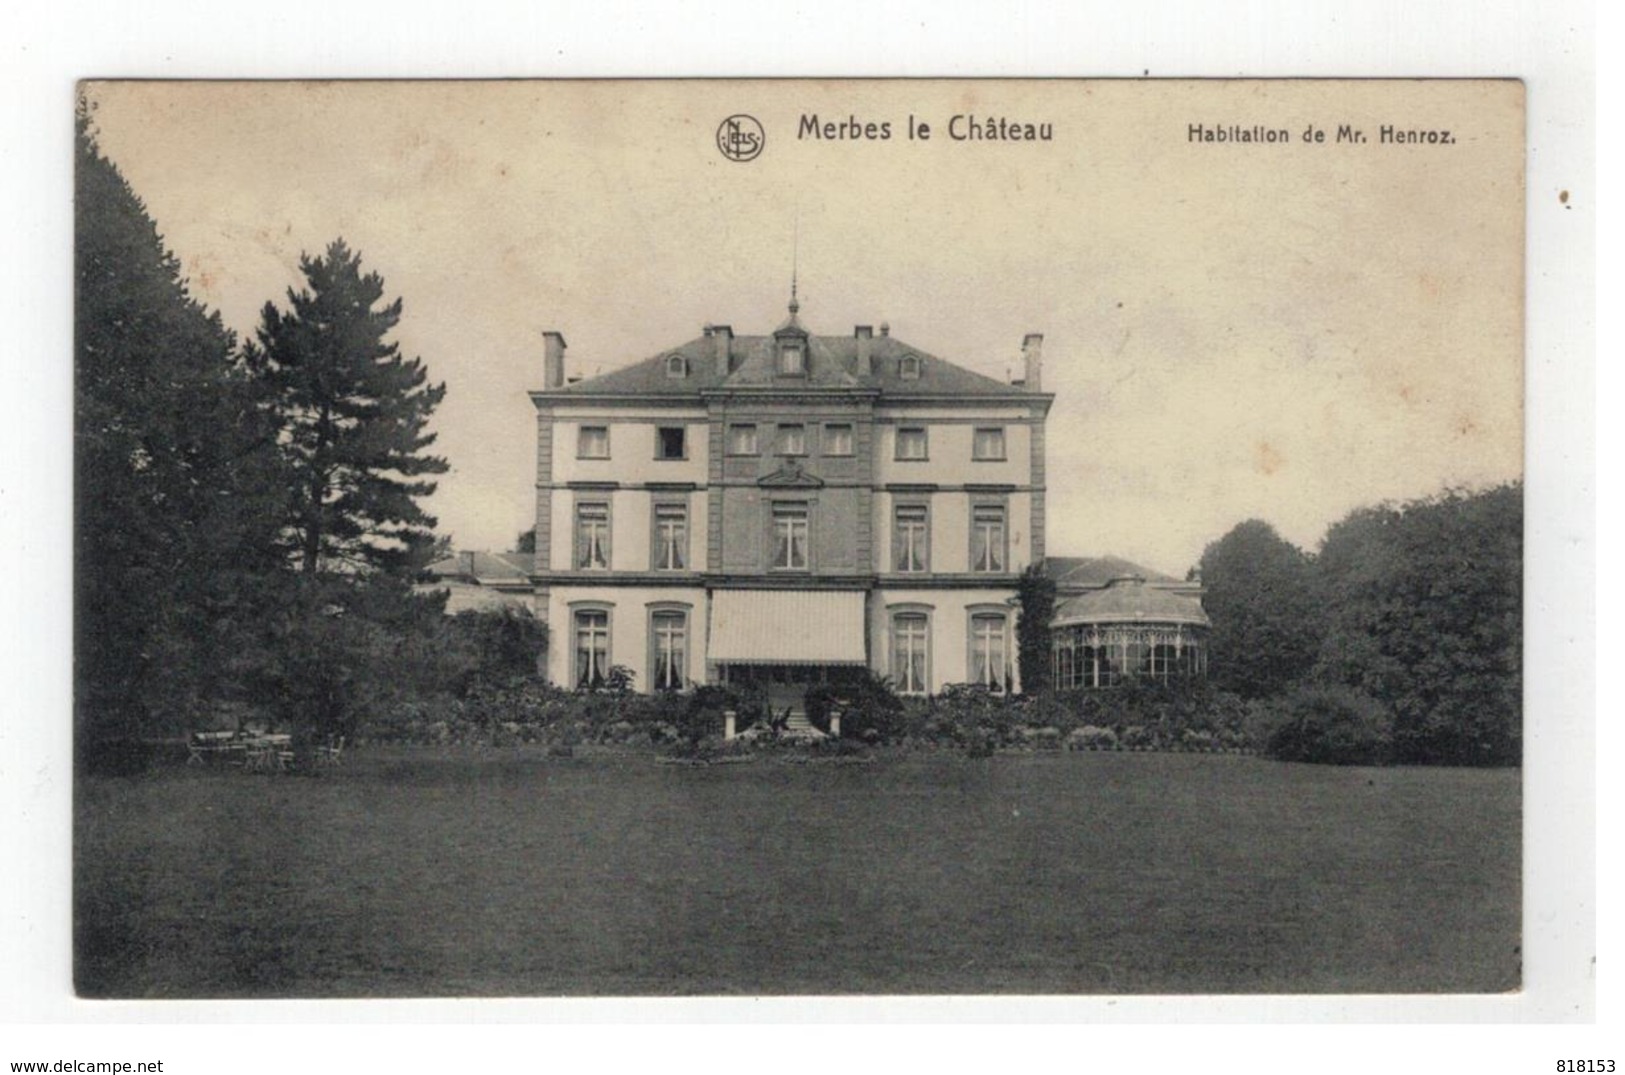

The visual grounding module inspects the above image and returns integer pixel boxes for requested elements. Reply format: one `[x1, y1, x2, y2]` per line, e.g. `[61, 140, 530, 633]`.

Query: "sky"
[83, 80, 1524, 576]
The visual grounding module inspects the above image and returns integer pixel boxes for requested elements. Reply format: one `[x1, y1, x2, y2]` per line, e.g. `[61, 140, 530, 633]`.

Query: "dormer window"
[665, 353, 688, 378]
[899, 353, 921, 379]
[779, 342, 806, 376]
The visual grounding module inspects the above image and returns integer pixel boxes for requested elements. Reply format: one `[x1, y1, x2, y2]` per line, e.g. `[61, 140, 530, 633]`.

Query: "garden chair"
[315, 736, 346, 768]
[242, 740, 270, 771]
[187, 730, 235, 765]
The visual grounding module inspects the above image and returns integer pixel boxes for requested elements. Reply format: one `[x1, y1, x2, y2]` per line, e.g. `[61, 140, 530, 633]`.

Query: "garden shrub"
[1066, 725, 1118, 751]
[808, 674, 908, 742]
[1264, 684, 1393, 765]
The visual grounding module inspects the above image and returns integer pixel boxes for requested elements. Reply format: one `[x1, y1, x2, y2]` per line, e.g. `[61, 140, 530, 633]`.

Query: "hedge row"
[359, 678, 1309, 758]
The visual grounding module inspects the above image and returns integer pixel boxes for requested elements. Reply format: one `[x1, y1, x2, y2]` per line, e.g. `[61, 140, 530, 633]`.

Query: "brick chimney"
[854, 325, 874, 377]
[1021, 333, 1043, 392]
[542, 331, 567, 389]
[713, 324, 734, 376]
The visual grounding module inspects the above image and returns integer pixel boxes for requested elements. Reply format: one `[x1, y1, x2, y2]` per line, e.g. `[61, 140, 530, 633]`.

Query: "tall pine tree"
[75, 105, 285, 749]
[246, 240, 448, 579]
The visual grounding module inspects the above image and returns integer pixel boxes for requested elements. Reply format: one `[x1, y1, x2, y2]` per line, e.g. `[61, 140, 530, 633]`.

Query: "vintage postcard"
[73, 79, 1524, 999]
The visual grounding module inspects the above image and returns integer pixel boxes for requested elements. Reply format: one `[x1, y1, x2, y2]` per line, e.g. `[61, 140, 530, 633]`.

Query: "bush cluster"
[357, 673, 1272, 759]
[1259, 684, 1393, 766]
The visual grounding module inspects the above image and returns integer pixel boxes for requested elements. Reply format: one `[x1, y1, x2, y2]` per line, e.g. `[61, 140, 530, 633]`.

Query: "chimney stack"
[1021, 333, 1043, 392]
[543, 331, 567, 389]
[713, 325, 734, 376]
[854, 325, 873, 377]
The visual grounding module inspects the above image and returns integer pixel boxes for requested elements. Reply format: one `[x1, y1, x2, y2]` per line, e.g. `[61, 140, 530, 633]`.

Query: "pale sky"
[84, 80, 1524, 576]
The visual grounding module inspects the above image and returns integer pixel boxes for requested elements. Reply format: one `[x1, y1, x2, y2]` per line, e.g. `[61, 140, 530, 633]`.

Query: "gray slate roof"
[544, 328, 1033, 399]
[1044, 555, 1174, 589]
[426, 551, 533, 582]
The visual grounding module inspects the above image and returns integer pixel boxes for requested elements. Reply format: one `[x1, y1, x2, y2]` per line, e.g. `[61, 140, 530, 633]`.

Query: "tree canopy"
[75, 108, 285, 743]
[1198, 519, 1322, 699]
[1314, 484, 1522, 764]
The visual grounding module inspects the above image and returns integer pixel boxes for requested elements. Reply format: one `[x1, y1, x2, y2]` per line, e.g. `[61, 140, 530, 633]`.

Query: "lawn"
[74, 748, 1520, 997]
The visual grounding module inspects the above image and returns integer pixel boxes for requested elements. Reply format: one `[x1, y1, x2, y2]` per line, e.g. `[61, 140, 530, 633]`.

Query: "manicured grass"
[74, 748, 1519, 997]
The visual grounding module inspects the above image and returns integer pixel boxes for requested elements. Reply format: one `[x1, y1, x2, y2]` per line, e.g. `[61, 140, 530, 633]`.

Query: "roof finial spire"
[789, 203, 801, 316]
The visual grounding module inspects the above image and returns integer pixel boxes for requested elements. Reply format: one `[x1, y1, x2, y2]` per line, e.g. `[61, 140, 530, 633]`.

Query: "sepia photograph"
[71, 78, 1527, 1000]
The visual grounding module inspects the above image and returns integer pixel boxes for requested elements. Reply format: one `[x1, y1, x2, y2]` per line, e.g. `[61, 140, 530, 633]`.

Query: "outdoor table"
[242, 734, 293, 771]
[186, 731, 238, 765]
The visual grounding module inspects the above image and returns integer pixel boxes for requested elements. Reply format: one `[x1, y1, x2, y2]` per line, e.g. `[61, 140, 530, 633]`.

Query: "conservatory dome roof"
[1052, 575, 1211, 629]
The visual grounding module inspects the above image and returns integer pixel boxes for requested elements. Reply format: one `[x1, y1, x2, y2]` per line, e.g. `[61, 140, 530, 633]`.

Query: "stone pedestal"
[724, 710, 737, 740]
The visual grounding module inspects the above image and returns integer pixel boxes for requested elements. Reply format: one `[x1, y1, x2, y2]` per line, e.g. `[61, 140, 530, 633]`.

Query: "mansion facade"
[527, 295, 1052, 710]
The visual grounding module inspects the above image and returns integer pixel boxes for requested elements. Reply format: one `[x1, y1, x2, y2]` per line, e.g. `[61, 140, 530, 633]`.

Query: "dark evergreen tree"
[1016, 562, 1058, 694]
[246, 239, 448, 579]
[74, 105, 285, 752]
[1198, 519, 1322, 698]
[514, 527, 536, 555]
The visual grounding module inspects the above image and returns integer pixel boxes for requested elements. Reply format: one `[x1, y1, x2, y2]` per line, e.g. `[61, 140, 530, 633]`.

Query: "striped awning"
[709, 590, 867, 665]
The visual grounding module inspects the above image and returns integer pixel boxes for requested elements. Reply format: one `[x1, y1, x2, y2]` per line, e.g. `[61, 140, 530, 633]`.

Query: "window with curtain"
[895, 426, 928, 460]
[653, 504, 687, 570]
[772, 502, 809, 570]
[972, 427, 1006, 460]
[970, 504, 1006, 572]
[577, 425, 609, 459]
[727, 423, 758, 455]
[892, 613, 929, 695]
[970, 612, 1008, 692]
[778, 424, 806, 455]
[574, 609, 610, 689]
[575, 502, 610, 569]
[894, 504, 928, 573]
[650, 610, 687, 691]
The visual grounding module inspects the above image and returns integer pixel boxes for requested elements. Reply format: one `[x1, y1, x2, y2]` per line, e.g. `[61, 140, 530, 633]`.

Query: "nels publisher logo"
[716, 114, 765, 162]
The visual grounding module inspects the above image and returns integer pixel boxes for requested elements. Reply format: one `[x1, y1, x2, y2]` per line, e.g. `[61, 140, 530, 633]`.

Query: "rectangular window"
[574, 609, 610, 689]
[655, 426, 686, 460]
[780, 343, 805, 375]
[727, 423, 758, 455]
[778, 423, 806, 456]
[970, 613, 1008, 692]
[823, 423, 854, 456]
[892, 613, 929, 695]
[772, 503, 809, 570]
[650, 610, 687, 691]
[652, 503, 688, 571]
[972, 427, 1006, 460]
[970, 504, 1006, 572]
[893, 504, 929, 573]
[577, 425, 609, 459]
[896, 426, 928, 460]
[575, 501, 610, 570]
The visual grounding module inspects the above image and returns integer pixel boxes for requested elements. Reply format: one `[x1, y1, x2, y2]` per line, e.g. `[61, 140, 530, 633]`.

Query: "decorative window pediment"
[758, 460, 824, 488]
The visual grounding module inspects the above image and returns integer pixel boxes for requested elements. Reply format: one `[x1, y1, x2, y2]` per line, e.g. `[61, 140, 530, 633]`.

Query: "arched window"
[649, 608, 688, 691]
[665, 353, 688, 378]
[968, 611, 1009, 692]
[891, 611, 930, 695]
[899, 353, 921, 379]
[572, 607, 611, 689]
